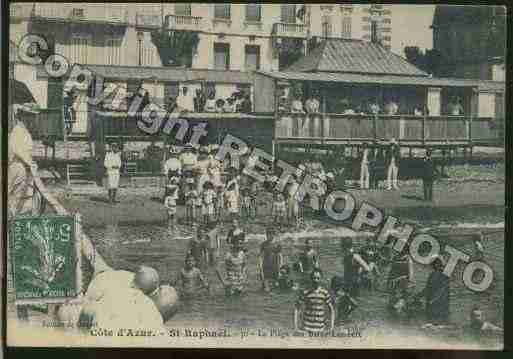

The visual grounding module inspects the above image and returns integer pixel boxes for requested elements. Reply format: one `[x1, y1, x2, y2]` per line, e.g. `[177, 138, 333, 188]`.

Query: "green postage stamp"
[9, 216, 82, 305]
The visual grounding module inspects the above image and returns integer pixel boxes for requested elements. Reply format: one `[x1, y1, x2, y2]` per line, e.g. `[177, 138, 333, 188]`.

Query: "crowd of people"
[7, 114, 502, 338]
[171, 216, 500, 336]
[99, 139, 497, 335]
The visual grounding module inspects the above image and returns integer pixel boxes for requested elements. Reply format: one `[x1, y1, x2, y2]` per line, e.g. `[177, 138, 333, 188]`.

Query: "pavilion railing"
[19, 109, 503, 146]
[275, 113, 503, 145]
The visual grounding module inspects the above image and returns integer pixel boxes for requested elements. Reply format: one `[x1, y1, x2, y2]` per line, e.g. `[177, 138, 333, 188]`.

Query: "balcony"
[135, 13, 162, 29]
[10, 4, 32, 21]
[31, 4, 128, 25]
[272, 22, 307, 39]
[166, 15, 203, 31]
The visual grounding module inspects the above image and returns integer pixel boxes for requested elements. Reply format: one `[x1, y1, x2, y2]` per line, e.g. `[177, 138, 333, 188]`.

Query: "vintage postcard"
[5, 3, 505, 349]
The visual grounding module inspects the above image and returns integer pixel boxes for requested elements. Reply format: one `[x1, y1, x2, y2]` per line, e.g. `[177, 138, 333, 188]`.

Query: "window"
[281, 4, 296, 23]
[371, 20, 379, 43]
[341, 17, 351, 38]
[322, 16, 332, 38]
[214, 43, 230, 70]
[245, 4, 261, 22]
[245, 45, 260, 71]
[71, 8, 85, 18]
[174, 3, 191, 16]
[105, 37, 122, 65]
[164, 82, 180, 100]
[205, 82, 216, 98]
[214, 4, 230, 20]
[126, 81, 141, 99]
[70, 35, 90, 64]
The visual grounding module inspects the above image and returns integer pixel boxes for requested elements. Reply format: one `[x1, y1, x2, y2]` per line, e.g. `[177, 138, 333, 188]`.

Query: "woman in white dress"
[104, 144, 122, 204]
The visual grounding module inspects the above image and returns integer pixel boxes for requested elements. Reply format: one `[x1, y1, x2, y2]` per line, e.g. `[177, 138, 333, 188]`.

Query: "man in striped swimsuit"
[294, 269, 335, 334]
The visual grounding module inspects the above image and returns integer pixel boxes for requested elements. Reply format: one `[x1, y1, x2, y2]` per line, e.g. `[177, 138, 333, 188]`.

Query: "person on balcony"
[414, 107, 423, 116]
[448, 96, 464, 116]
[194, 89, 206, 112]
[215, 99, 225, 113]
[241, 94, 253, 113]
[205, 93, 217, 113]
[385, 100, 399, 115]
[178, 87, 194, 112]
[385, 138, 400, 191]
[369, 101, 380, 115]
[223, 97, 236, 113]
[305, 92, 320, 114]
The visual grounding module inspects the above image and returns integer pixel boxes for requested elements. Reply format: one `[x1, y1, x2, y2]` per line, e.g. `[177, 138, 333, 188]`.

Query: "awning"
[36, 64, 254, 84]
[257, 70, 505, 91]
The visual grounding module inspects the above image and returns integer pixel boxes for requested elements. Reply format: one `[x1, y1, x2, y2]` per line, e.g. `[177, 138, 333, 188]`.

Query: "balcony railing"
[272, 22, 307, 38]
[136, 13, 163, 28]
[275, 113, 503, 145]
[32, 4, 128, 25]
[166, 14, 203, 31]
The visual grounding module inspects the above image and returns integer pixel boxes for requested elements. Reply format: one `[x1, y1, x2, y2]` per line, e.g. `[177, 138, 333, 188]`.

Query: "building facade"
[431, 5, 506, 81]
[10, 3, 393, 72]
[9, 3, 394, 134]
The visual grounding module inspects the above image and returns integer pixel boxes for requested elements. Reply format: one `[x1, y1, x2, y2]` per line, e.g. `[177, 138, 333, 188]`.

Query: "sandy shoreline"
[48, 175, 504, 228]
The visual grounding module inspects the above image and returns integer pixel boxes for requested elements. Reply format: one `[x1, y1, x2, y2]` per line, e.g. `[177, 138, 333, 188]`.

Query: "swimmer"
[294, 269, 335, 334]
[174, 255, 210, 298]
[222, 242, 247, 297]
[295, 239, 319, 274]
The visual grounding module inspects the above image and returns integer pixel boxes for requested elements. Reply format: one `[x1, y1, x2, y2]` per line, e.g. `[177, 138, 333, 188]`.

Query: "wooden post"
[321, 86, 327, 144]
[373, 114, 378, 141]
[421, 112, 426, 146]
[272, 79, 279, 168]
[468, 114, 473, 148]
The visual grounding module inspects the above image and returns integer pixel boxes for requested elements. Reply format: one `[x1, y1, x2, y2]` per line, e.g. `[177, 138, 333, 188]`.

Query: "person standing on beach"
[104, 144, 122, 204]
[472, 232, 485, 261]
[421, 149, 437, 201]
[385, 138, 400, 190]
[359, 143, 370, 190]
[294, 269, 335, 334]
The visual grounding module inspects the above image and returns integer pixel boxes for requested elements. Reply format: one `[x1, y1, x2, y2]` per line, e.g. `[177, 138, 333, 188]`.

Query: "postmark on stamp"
[9, 216, 81, 305]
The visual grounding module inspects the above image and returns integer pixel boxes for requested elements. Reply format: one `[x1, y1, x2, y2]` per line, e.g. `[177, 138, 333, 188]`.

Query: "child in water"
[164, 193, 178, 226]
[330, 276, 358, 323]
[188, 226, 209, 267]
[202, 182, 216, 224]
[193, 188, 203, 224]
[272, 191, 287, 227]
[276, 264, 297, 291]
[240, 187, 252, 219]
[249, 179, 259, 217]
[225, 180, 240, 221]
[175, 255, 210, 298]
[215, 184, 225, 220]
[185, 180, 196, 224]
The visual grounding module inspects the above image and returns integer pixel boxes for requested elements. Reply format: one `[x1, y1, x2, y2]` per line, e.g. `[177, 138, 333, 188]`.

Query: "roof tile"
[285, 38, 427, 77]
